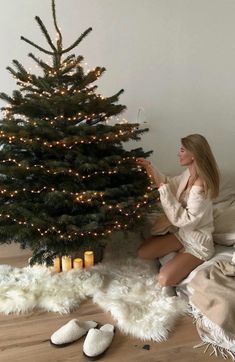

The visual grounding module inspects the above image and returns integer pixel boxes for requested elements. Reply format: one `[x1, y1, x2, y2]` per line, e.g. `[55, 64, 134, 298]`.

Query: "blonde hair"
[181, 134, 220, 199]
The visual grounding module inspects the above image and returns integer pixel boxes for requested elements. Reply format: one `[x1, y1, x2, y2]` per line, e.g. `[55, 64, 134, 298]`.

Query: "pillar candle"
[53, 256, 61, 273]
[61, 255, 72, 271]
[84, 251, 94, 268]
[73, 258, 83, 269]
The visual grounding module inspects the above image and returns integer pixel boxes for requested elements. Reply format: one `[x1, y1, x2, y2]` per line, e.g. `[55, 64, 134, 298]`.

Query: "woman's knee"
[137, 245, 151, 259]
[158, 268, 176, 287]
[137, 236, 157, 259]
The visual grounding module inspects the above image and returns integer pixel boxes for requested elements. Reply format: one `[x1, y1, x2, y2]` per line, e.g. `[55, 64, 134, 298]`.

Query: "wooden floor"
[0, 244, 225, 362]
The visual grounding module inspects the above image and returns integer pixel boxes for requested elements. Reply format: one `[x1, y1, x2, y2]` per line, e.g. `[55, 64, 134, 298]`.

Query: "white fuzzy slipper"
[83, 324, 115, 360]
[50, 319, 98, 347]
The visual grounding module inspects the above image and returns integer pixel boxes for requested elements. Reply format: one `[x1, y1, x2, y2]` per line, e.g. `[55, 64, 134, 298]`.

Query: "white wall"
[1, 0, 235, 179]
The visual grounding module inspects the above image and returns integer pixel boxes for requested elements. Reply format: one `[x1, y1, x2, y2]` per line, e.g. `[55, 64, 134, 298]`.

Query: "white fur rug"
[0, 232, 188, 341]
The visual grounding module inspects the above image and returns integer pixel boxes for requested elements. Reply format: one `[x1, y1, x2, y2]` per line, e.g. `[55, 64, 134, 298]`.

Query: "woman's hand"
[136, 158, 165, 189]
[136, 157, 152, 168]
[136, 158, 153, 175]
[136, 158, 157, 185]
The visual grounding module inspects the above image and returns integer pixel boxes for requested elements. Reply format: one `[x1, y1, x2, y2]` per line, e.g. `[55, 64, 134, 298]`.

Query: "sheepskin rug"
[0, 232, 188, 341]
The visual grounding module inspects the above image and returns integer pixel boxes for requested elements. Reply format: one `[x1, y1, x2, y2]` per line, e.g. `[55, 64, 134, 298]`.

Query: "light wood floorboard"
[0, 244, 225, 362]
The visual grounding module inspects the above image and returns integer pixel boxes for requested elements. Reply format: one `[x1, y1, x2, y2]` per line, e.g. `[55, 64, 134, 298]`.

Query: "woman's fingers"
[136, 158, 151, 167]
[136, 157, 144, 163]
[136, 158, 158, 185]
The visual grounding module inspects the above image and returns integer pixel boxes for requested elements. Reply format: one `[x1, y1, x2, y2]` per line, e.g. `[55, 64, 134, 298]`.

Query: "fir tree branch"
[81, 67, 105, 88]
[21, 36, 54, 55]
[61, 27, 92, 54]
[35, 16, 57, 52]
[69, 69, 85, 92]
[31, 77, 52, 92]
[28, 53, 53, 72]
[86, 116, 105, 126]
[12, 90, 23, 104]
[102, 104, 127, 118]
[17, 84, 39, 93]
[12, 60, 28, 76]
[107, 89, 125, 103]
[6, 66, 18, 78]
[62, 54, 76, 65]
[52, 0, 63, 51]
[0, 92, 14, 104]
[60, 56, 84, 75]
[87, 85, 98, 92]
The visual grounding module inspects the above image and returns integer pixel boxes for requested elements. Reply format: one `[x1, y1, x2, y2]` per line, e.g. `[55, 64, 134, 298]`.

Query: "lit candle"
[61, 256, 72, 271]
[84, 251, 94, 268]
[73, 258, 83, 269]
[53, 256, 61, 273]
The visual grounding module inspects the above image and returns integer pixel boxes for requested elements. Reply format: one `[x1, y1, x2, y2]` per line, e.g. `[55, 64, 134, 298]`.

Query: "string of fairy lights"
[0, 187, 106, 199]
[0, 156, 140, 179]
[0, 211, 126, 238]
[0, 128, 138, 148]
[22, 58, 103, 79]
[2, 58, 131, 126]
[4, 57, 129, 127]
[0, 194, 152, 239]
[3, 108, 129, 126]
[0, 178, 151, 205]
[13, 60, 107, 105]
[4, 109, 112, 125]
[17, 82, 107, 100]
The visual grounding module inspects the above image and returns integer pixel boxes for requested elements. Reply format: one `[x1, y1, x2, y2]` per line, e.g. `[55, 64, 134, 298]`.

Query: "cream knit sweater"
[153, 167, 215, 261]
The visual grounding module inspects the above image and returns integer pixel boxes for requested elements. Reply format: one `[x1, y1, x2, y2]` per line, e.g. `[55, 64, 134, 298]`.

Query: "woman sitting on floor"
[136, 134, 220, 292]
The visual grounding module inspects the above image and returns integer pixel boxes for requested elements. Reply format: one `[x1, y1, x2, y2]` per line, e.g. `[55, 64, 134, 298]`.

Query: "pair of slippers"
[50, 319, 115, 360]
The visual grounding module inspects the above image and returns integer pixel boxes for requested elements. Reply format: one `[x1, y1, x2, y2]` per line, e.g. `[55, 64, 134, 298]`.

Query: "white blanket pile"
[181, 173, 235, 360]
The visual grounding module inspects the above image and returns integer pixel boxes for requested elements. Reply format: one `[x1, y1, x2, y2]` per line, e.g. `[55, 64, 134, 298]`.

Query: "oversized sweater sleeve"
[158, 183, 209, 228]
[152, 167, 184, 196]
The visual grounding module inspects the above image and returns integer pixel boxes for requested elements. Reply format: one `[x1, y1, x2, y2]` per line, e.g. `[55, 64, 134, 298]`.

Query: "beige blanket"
[189, 259, 235, 358]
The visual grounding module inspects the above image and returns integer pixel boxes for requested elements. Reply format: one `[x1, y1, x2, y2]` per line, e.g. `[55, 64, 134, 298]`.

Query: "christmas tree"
[0, 0, 155, 265]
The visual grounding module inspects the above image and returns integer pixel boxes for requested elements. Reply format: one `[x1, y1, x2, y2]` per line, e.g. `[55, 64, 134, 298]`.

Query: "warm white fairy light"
[0, 174, 153, 212]
[0, 200, 148, 239]
[0, 158, 132, 179]
[14, 55, 108, 102]
[0, 127, 137, 148]
[7, 62, 129, 124]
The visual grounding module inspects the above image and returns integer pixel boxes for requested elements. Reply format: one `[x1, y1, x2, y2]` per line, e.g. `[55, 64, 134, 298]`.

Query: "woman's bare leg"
[137, 234, 183, 260]
[158, 252, 203, 286]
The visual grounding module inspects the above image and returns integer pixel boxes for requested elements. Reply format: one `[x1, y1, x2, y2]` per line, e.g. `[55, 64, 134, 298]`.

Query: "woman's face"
[178, 144, 195, 166]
